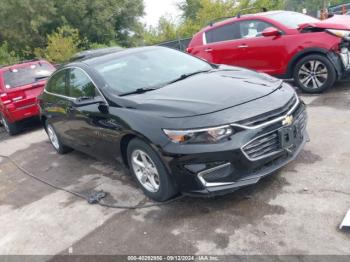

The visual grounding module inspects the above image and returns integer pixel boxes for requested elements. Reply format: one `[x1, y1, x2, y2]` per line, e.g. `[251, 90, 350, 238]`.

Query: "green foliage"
[0, 42, 19, 65]
[0, 0, 144, 61]
[144, 17, 179, 45]
[34, 26, 81, 63]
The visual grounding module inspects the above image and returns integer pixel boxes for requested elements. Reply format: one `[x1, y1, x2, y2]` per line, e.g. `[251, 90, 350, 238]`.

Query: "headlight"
[326, 29, 350, 39]
[163, 125, 233, 144]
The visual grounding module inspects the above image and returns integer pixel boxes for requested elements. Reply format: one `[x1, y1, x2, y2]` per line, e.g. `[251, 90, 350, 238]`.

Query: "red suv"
[0, 60, 55, 135]
[187, 11, 350, 93]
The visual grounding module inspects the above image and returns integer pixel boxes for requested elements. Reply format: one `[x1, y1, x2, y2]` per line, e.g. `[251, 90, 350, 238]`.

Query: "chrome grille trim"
[197, 163, 235, 187]
[242, 109, 307, 161]
[230, 94, 300, 130]
[242, 129, 283, 161]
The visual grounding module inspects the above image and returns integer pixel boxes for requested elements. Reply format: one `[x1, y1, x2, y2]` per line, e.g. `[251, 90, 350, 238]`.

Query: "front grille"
[295, 110, 307, 133]
[242, 131, 281, 160]
[240, 95, 297, 127]
[242, 109, 307, 161]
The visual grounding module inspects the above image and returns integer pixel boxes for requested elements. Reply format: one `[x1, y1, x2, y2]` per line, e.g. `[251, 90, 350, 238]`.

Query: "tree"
[178, 0, 203, 20]
[144, 17, 178, 45]
[0, 42, 19, 65]
[0, 0, 145, 57]
[34, 26, 81, 63]
[0, 0, 57, 57]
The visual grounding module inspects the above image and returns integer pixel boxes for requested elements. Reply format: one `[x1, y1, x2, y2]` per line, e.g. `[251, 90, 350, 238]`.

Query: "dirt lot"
[0, 82, 349, 256]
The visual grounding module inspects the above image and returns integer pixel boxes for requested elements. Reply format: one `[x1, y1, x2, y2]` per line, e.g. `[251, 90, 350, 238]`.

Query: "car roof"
[70, 46, 124, 62]
[204, 10, 287, 30]
[66, 46, 166, 68]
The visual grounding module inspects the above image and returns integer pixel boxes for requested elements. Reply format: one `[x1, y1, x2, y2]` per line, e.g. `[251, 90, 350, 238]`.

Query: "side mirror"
[72, 96, 109, 114]
[262, 27, 281, 37]
[98, 102, 109, 114]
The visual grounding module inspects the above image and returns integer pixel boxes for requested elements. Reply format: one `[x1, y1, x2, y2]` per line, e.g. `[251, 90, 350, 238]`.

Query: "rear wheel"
[0, 114, 19, 136]
[127, 138, 177, 202]
[46, 123, 72, 154]
[293, 54, 336, 93]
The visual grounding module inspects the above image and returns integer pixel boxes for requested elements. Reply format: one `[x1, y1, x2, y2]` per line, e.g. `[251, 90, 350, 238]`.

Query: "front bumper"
[162, 100, 308, 197]
[332, 40, 350, 78]
[187, 131, 308, 196]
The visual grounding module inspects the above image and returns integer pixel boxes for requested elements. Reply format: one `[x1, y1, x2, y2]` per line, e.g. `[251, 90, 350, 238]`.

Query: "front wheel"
[293, 54, 336, 93]
[127, 138, 177, 202]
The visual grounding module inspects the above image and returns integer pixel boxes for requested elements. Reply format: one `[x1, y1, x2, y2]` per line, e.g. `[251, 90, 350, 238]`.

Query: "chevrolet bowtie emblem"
[282, 115, 294, 126]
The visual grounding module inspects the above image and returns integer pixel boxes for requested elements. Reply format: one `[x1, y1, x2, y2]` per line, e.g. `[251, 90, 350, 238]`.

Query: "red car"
[187, 11, 350, 93]
[0, 60, 55, 135]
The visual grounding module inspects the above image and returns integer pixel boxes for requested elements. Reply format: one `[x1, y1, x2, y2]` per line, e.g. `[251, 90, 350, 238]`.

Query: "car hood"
[299, 15, 350, 30]
[116, 66, 283, 118]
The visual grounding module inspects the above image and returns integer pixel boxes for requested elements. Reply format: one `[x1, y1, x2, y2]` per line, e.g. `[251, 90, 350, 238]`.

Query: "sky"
[142, 0, 181, 27]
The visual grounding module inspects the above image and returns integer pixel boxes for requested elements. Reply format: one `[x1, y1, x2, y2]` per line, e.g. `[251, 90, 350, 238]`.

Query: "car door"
[200, 21, 249, 66]
[66, 67, 122, 161]
[42, 69, 74, 145]
[235, 19, 288, 75]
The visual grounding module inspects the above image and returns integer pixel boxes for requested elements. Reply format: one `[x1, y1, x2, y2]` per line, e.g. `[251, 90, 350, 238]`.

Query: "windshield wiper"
[165, 69, 212, 85]
[35, 76, 50, 81]
[119, 87, 157, 96]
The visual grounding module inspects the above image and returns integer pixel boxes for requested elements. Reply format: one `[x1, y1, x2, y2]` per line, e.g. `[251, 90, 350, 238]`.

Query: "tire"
[127, 138, 177, 202]
[293, 54, 336, 93]
[45, 123, 72, 154]
[0, 114, 19, 136]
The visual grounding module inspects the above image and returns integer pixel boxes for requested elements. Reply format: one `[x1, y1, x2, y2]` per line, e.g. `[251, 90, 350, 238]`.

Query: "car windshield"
[266, 11, 320, 29]
[3, 63, 55, 89]
[93, 48, 213, 95]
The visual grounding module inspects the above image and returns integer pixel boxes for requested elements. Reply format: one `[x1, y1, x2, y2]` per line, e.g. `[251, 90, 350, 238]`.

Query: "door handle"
[204, 48, 213, 52]
[238, 44, 248, 48]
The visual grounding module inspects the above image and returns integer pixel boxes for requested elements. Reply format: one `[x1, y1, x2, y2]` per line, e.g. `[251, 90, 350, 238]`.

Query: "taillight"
[0, 93, 11, 105]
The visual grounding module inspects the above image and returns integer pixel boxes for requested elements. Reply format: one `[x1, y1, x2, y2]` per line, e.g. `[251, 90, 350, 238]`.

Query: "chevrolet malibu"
[39, 47, 308, 201]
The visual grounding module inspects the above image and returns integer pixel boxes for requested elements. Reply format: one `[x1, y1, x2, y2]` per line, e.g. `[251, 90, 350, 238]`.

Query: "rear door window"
[46, 70, 67, 96]
[205, 22, 240, 44]
[3, 63, 55, 89]
[67, 68, 97, 98]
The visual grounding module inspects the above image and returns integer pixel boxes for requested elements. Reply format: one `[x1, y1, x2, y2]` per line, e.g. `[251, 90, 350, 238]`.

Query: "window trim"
[203, 19, 284, 45]
[44, 66, 108, 105]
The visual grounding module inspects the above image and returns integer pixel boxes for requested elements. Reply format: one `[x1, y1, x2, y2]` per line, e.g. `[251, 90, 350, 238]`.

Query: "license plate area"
[279, 125, 301, 150]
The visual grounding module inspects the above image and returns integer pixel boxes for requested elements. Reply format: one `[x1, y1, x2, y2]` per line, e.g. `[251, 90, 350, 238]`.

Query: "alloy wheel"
[298, 60, 328, 90]
[47, 125, 60, 151]
[131, 149, 160, 193]
[2, 117, 10, 133]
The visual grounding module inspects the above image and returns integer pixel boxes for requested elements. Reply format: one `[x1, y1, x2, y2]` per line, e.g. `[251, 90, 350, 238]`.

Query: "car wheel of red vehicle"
[0, 114, 19, 136]
[294, 55, 336, 93]
[127, 138, 177, 202]
[46, 123, 72, 154]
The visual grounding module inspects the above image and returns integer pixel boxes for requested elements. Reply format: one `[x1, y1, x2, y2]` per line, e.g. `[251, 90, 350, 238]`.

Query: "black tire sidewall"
[45, 122, 71, 154]
[127, 138, 177, 202]
[1, 114, 19, 135]
[293, 54, 336, 93]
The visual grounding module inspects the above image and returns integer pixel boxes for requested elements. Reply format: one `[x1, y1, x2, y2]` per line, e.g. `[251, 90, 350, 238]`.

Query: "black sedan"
[39, 46, 308, 201]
